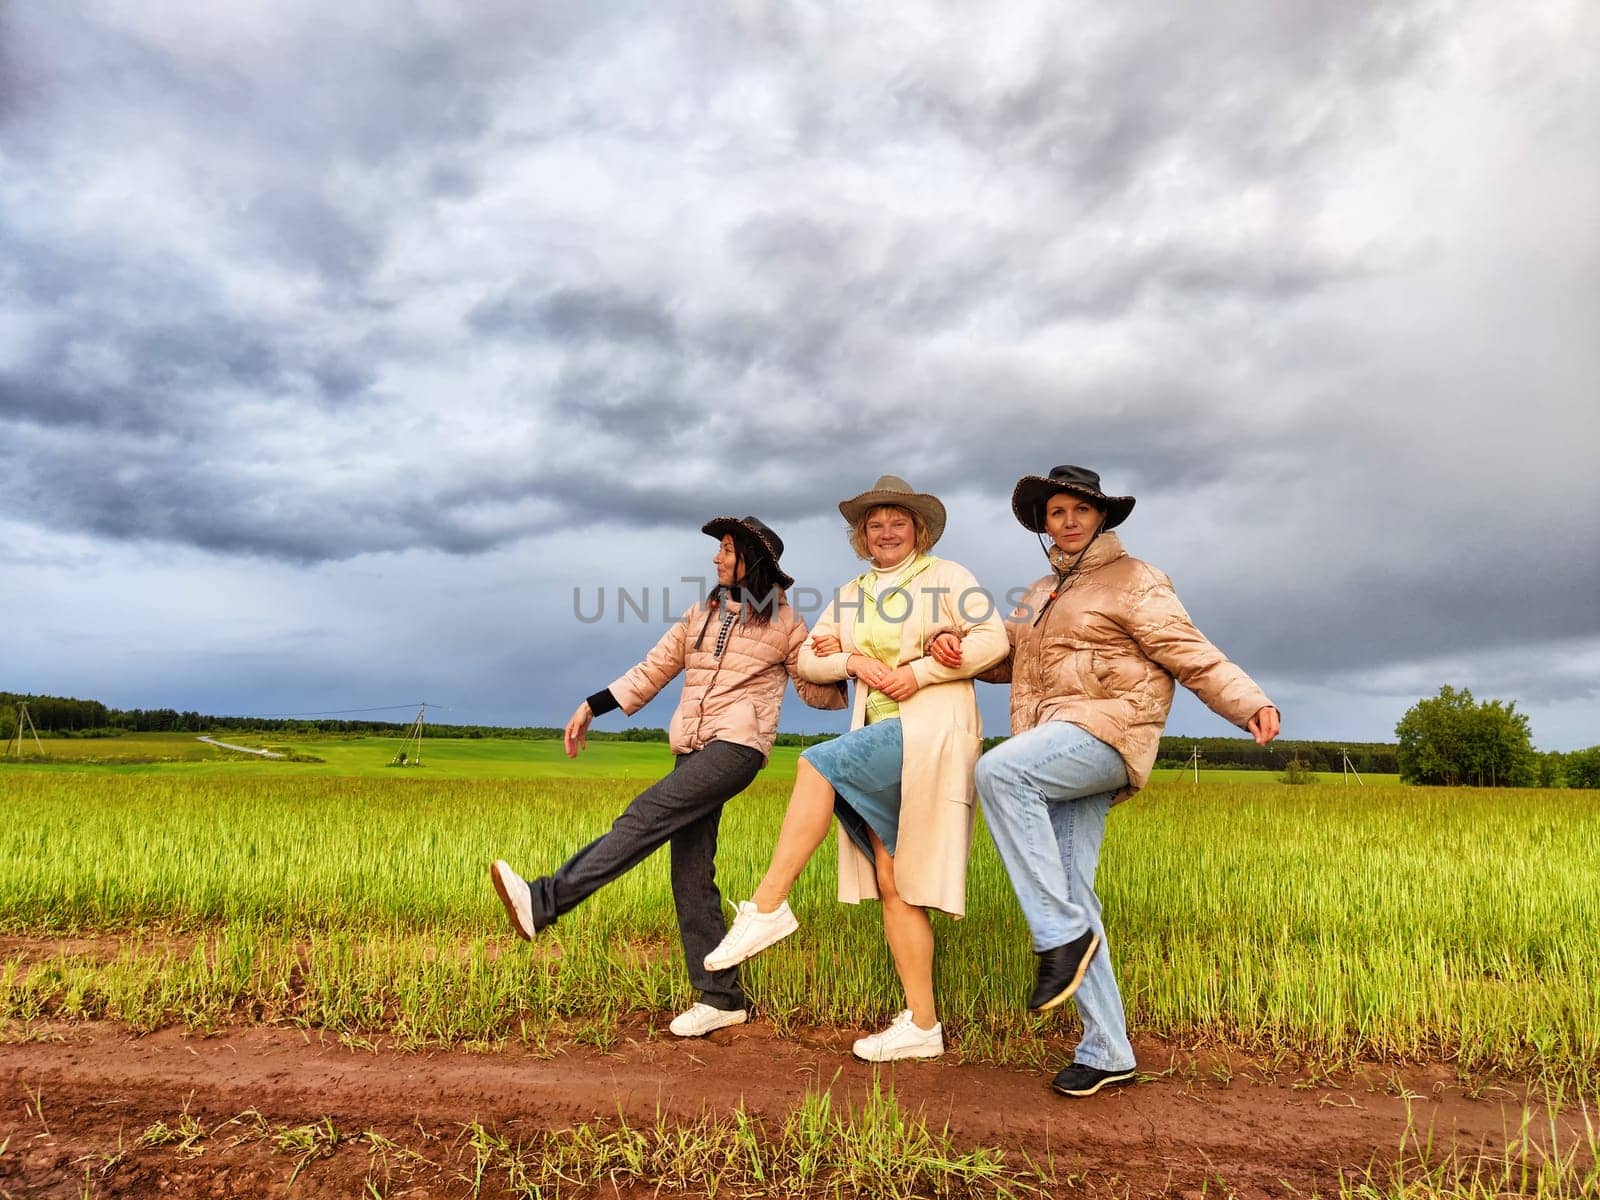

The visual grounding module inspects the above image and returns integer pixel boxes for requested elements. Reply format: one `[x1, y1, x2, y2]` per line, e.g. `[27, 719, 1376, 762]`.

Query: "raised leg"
[750, 757, 836, 912]
[526, 741, 762, 928]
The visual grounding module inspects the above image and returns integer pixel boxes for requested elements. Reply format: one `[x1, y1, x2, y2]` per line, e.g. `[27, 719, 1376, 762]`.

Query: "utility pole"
[389, 704, 426, 767]
[1187, 744, 1202, 785]
[6, 703, 45, 757]
[1341, 748, 1364, 786]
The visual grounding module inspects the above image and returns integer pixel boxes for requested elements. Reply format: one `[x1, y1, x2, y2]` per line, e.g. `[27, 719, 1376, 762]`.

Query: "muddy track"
[0, 1019, 1582, 1198]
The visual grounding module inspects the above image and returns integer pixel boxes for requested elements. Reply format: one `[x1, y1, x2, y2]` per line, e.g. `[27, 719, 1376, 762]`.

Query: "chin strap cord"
[1031, 525, 1103, 628]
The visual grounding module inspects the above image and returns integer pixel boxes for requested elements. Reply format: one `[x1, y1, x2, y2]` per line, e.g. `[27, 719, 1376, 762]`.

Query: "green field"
[1, 738, 1594, 1089]
[8, 732, 1400, 785]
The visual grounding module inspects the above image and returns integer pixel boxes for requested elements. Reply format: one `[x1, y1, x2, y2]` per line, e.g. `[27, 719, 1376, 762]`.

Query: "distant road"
[196, 736, 285, 759]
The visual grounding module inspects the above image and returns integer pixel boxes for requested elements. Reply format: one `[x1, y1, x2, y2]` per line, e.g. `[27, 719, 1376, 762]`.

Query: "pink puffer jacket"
[608, 596, 847, 760]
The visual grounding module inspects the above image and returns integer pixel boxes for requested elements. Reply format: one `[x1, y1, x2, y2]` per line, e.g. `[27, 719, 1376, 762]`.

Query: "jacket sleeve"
[908, 563, 1011, 687]
[606, 607, 693, 715]
[1123, 570, 1274, 729]
[797, 589, 853, 683]
[975, 614, 1019, 685]
[786, 617, 849, 710]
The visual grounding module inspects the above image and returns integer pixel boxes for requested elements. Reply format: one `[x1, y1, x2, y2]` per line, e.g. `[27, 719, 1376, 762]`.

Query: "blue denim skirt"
[800, 718, 904, 858]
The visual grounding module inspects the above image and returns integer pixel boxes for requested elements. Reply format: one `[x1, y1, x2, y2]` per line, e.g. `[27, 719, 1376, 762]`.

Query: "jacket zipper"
[692, 608, 737, 749]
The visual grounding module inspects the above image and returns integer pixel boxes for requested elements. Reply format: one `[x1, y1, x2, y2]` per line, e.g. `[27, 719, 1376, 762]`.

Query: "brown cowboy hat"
[837, 475, 947, 547]
[700, 514, 795, 589]
[1011, 465, 1135, 533]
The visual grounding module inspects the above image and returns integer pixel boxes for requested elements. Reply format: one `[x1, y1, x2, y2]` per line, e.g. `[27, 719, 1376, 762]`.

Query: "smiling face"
[1044, 491, 1106, 555]
[863, 506, 918, 567]
[713, 535, 745, 588]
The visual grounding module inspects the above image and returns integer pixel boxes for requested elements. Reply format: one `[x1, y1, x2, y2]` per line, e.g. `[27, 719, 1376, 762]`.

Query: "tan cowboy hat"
[838, 475, 947, 547]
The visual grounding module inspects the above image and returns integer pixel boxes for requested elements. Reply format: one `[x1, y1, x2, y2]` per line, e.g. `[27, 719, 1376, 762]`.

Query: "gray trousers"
[526, 740, 764, 1011]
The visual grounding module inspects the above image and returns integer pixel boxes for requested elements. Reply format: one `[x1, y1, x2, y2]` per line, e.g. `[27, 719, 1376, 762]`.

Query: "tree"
[1537, 750, 1567, 788]
[1395, 686, 1537, 787]
[1564, 746, 1600, 790]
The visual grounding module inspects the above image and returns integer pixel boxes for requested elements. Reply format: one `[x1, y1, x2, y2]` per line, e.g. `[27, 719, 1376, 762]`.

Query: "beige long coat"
[798, 557, 1009, 917]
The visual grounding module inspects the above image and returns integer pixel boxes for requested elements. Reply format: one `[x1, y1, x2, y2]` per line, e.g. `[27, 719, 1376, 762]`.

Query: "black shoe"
[1051, 1062, 1137, 1097]
[1028, 928, 1100, 1011]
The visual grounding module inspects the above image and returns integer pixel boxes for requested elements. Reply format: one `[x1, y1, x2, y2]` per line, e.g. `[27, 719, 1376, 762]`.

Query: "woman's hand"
[812, 633, 842, 657]
[564, 701, 593, 758]
[929, 631, 963, 668]
[1247, 706, 1280, 746]
[877, 665, 921, 701]
[847, 654, 893, 690]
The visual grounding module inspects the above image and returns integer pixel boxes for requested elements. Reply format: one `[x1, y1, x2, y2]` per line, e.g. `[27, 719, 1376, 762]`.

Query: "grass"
[0, 733, 687, 779]
[113, 1084, 1047, 1198]
[1, 749, 1596, 1088]
[1341, 1089, 1599, 1198]
[6, 732, 1402, 784]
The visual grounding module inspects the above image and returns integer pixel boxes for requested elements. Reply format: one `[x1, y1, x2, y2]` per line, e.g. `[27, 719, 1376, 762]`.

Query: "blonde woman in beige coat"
[703, 476, 1009, 1061]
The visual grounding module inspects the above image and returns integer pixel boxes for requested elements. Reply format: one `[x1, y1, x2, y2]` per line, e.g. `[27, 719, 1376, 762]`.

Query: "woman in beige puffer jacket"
[973, 465, 1279, 1100]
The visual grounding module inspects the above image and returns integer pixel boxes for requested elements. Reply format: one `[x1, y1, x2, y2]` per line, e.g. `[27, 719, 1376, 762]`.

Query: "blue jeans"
[973, 721, 1135, 1072]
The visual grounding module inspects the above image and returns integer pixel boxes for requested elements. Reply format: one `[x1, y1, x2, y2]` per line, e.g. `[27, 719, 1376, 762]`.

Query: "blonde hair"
[848, 504, 935, 561]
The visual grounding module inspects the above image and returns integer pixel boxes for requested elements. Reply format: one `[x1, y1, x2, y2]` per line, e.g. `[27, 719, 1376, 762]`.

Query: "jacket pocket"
[946, 730, 984, 806]
[1077, 650, 1112, 700]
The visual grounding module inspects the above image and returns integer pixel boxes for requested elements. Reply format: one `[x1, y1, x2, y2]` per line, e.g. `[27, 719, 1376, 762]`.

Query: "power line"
[248, 702, 449, 719]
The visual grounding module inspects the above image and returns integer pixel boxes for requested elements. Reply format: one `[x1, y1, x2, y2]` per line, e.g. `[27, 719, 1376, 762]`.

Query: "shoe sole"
[1051, 1067, 1136, 1097]
[1031, 930, 1101, 1012]
[852, 1043, 944, 1063]
[490, 861, 535, 941]
[670, 1011, 749, 1038]
[704, 911, 798, 972]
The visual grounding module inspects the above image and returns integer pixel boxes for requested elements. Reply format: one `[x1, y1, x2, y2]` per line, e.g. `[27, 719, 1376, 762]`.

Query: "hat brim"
[837, 491, 947, 548]
[701, 517, 795, 590]
[1010, 478, 1135, 533]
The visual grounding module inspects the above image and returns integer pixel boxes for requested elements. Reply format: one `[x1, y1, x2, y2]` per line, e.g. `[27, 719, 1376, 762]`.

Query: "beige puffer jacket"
[608, 596, 847, 760]
[981, 532, 1274, 801]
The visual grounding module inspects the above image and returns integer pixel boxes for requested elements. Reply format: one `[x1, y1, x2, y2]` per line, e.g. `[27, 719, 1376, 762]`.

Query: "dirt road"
[1, 1019, 1579, 1198]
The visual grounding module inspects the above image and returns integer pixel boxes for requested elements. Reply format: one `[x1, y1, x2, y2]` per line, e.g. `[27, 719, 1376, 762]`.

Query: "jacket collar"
[1045, 530, 1126, 577]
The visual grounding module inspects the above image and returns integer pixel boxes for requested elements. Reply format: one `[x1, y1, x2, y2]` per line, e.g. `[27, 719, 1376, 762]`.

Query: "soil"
[0, 1015, 1585, 1199]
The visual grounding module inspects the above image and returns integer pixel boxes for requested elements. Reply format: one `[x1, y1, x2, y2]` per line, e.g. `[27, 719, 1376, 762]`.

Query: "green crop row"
[2, 772, 1596, 1086]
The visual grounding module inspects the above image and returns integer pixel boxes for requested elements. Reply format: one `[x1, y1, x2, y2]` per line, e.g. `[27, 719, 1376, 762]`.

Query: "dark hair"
[724, 531, 781, 625]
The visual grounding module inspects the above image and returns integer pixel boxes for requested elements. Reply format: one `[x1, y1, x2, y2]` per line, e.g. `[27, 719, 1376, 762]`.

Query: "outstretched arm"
[1125, 573, 1278, 740]
[564, 615, 689, 758]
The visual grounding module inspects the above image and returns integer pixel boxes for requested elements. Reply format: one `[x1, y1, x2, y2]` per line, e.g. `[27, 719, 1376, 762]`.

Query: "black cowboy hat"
[701, 514, 795, 589]
[1011, 465, 1136, 533]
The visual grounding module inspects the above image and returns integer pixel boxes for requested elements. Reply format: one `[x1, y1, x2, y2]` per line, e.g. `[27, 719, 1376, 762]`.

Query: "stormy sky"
[3, 2, 1596, 749]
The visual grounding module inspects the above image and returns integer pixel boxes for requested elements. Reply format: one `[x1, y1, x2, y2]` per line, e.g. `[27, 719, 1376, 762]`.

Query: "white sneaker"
[490, 860, 536, 940]
[852, 1011, 944, 1062]
[702, 900, 799, 971]
[668, 1003, 749, 1038]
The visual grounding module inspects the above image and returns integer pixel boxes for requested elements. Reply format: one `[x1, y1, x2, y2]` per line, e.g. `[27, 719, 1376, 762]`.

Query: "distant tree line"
[7, 686, 1594, 788]
[1395, 685, 1599, 789]
[1149, 737, 1398, 774]
[0, 694, 553, 740]
[0, 692, 111, 735]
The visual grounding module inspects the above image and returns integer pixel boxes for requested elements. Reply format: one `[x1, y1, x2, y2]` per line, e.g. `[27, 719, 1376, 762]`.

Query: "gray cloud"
[2, 1, 1595, 738]
[472, 287, 680, 348]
